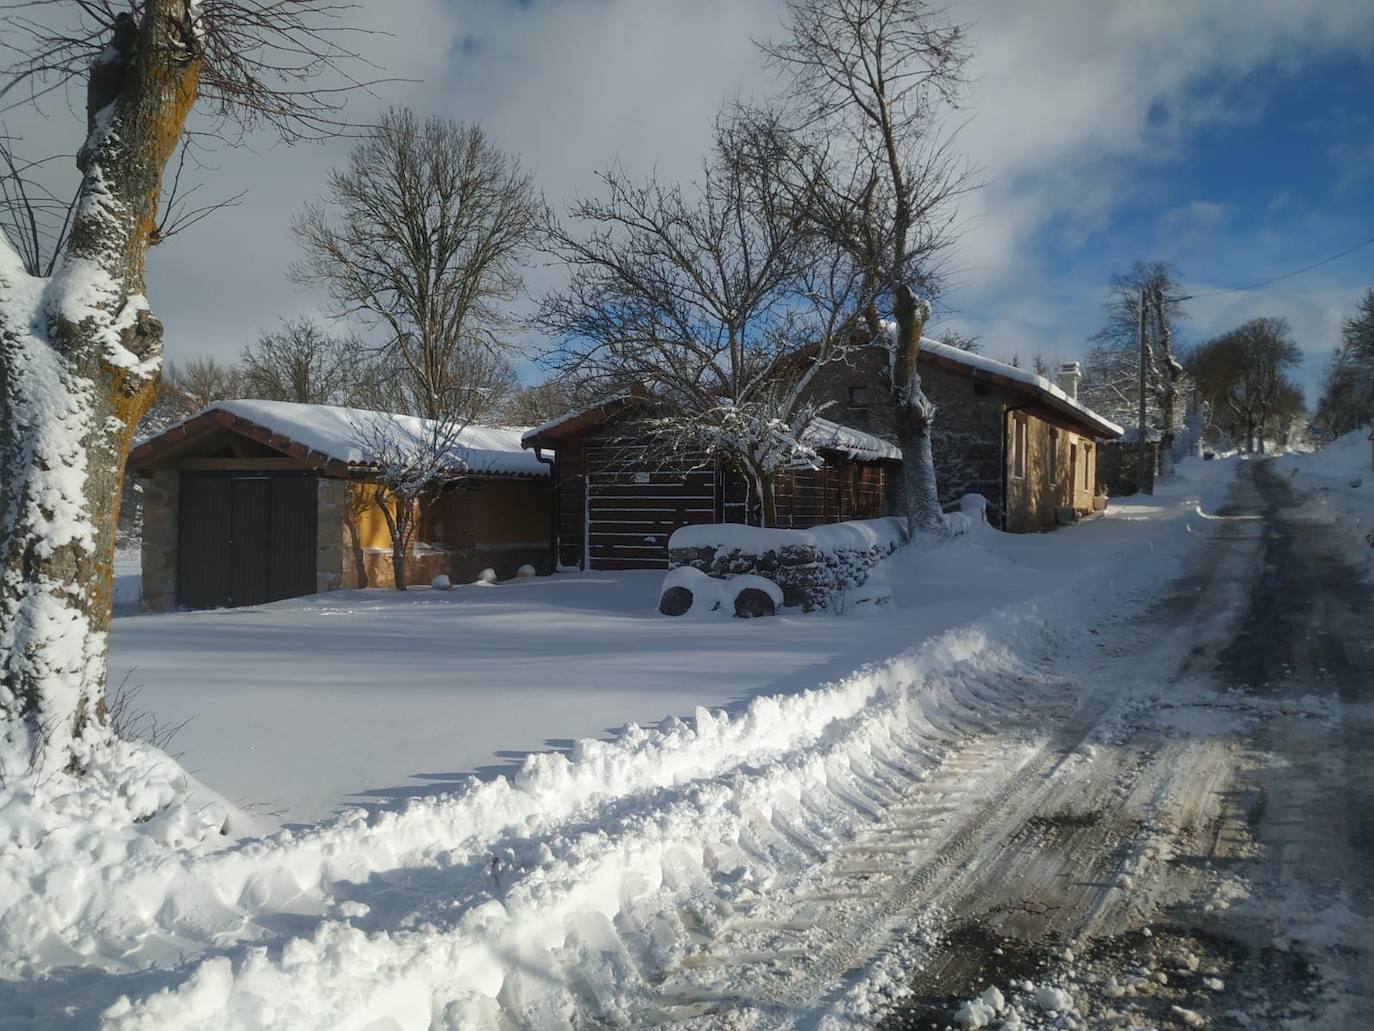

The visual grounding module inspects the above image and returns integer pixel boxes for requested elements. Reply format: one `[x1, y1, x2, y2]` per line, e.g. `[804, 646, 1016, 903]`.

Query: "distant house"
[128, 400, 550, 610]
[802, 339, 1124, 531]
[520, 395, 900, 570]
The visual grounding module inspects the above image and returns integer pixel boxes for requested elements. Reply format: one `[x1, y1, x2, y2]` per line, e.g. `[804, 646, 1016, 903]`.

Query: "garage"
[583, 441, 717, 570]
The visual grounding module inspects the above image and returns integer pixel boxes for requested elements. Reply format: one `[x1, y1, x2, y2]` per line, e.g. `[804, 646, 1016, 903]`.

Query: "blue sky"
[11, 0, 1373, 406]
[1004, 49, 1374, 393]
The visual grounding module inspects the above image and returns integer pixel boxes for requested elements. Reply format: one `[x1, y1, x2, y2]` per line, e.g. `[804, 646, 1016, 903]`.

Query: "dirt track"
[879, 459, 1374, 1029]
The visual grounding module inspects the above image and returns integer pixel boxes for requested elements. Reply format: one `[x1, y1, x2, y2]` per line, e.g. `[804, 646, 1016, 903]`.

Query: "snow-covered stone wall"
[667, 517, 909, 612]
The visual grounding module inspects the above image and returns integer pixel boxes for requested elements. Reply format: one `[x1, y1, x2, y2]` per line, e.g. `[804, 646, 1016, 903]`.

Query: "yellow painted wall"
[1005, 413, 1098, 532]
[348, 483, 403, 551]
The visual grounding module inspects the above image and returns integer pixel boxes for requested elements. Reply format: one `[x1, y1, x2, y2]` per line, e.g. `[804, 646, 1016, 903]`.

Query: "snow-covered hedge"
[667, 517, 910, 612]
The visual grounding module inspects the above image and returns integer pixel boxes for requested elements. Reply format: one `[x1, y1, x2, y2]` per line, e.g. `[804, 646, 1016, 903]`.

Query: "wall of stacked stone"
[668, 521, 908, 613]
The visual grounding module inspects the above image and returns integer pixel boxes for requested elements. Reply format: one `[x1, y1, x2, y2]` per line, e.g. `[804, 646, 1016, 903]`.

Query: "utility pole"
[1136, 287, 1151, 495]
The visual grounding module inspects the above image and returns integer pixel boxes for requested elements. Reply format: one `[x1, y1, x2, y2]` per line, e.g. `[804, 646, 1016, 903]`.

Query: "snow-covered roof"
[801, 417, 901, 462]
[522, 392, 634, 446]
[145, 400, 547, 478]
[917, 336, 1124, 438]
[522, 393, 899, 463]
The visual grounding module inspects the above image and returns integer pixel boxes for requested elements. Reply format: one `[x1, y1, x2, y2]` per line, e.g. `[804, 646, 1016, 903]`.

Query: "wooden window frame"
[1012, 413, 1028, 480]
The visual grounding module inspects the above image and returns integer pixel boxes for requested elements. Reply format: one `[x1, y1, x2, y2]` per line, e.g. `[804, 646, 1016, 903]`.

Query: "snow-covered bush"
[516, 564, 537, 578]
[430, 574, 452, 591]
[667, 517, 908, 612]
[475, 568, 498, 585]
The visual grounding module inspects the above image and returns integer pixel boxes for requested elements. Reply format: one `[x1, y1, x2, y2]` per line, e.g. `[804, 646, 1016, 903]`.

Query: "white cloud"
[4, 0, 1372, 399]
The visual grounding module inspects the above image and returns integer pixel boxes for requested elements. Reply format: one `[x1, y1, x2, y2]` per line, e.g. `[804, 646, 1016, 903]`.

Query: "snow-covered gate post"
[0, 4, 202, 774]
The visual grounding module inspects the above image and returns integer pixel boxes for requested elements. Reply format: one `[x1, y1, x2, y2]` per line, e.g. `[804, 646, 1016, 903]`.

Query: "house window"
[1012, 414, 1027, 479]
[847, 385, 871, 414]
[1048, 429, 1059, 484]
[1083, 443, 1093, 491]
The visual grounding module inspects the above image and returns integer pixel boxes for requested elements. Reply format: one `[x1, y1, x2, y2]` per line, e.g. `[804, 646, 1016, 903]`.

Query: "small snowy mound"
[475, 568, 498, 585]
[430, 574, 452, 591]
[658, 566, 782, 618]
[516, 564, 537, 578]
[1034, 984, 1075, 1014]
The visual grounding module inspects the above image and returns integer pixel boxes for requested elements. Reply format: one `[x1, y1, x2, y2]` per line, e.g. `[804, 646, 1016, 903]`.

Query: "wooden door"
[177, 475, 232, 609]
[230, 478, 272, 607]
[269, 476, 318, 601]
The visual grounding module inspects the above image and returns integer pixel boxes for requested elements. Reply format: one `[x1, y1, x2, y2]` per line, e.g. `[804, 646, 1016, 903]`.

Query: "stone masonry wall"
[668, 524, 908, 612]
[139, 470, 178, 612]
[804, 344, 1012, 526]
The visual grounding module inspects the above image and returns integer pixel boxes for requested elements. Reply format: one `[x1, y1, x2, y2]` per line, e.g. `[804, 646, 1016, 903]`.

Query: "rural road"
[875, 459, 1374, 1028]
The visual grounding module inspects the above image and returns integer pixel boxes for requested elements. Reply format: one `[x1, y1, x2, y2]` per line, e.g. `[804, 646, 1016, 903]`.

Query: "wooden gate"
[178, 472, 318, 609]
[583, 443, 716, 570]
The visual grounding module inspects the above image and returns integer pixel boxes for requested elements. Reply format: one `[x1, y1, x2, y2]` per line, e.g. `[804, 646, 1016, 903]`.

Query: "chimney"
[1057, 361, 1081, 400]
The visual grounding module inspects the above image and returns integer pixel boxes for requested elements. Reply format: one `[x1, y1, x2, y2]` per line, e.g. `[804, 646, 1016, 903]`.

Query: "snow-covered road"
[872, 459, 1374, 1028]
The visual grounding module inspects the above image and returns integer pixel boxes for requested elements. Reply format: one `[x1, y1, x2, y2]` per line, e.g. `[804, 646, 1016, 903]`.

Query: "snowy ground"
[1270, 428, 1373, 573]
[19, 457, 1356, 1030]
[106, 474, 1219, 826]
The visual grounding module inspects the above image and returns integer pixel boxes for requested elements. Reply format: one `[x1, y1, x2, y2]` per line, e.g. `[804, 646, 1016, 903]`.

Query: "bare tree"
[538, 117, 867, 526]
[1082, 261, 1188, 436]
[292, 109, 540, 424]
[351, 335, 515, 590]
[235, 316, 356, 404]
[936, 328, 980, 353]
[349, 409, 469, 592]
[1187, 318, 1302, 453]
[164, 355, 233, 411]
[499, 377, 585, 427]
[760, 0, 977, 533]
[0, 1, 371, 776]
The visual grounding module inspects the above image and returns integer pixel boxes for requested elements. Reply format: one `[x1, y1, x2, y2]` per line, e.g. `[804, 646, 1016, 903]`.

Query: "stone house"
[803, 340, 1123, 531]
[520, 395, 901, 570]
[128, 400, 550, 610]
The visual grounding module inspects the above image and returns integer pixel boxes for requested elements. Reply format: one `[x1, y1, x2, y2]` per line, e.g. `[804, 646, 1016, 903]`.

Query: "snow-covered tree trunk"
[0, 4, 200, 775]
[890, 285, 943, 535]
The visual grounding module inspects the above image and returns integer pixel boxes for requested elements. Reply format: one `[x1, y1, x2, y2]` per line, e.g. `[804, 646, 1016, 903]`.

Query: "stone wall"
[317, 478, 349, 594]
[668, 520, 908, 612]
[802, 344, 1012, 527]
[139, 470, 178, 612]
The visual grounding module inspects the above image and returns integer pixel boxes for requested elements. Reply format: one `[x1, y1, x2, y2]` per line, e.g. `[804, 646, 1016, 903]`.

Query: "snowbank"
[1271, 430, 1373, 566]
[85, 471, 1228, 1029]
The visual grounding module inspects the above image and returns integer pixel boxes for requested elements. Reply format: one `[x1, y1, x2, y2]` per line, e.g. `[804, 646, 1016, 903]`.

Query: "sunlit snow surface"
[3, 459, 1241, 1028]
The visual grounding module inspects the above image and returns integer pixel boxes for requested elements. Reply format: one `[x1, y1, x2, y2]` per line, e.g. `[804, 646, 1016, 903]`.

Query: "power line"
[1171, 232, 1374, 303]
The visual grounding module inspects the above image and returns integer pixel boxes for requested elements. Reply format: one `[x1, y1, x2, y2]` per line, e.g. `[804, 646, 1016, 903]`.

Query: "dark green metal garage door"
[177, 473, 318, 609]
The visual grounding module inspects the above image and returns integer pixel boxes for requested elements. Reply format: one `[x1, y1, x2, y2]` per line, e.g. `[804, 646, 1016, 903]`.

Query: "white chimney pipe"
[1057, 362, 1081, 400]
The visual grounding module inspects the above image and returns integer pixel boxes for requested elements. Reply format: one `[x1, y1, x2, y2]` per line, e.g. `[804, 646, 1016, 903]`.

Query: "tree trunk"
[759, 470, 778, 529]
[373, 488, 411, 590]
[890, 285, 943, 534]
[0, 4, 201, 774]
